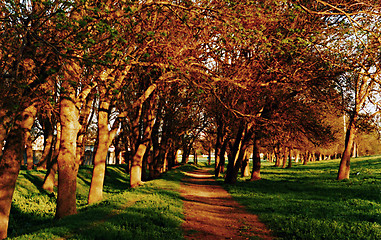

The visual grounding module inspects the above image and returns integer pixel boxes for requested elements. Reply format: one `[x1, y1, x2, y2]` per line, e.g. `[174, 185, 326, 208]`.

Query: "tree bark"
[194, 149, 198, 164]
[337, 116, 357, 180]
[42, 122, 60, 193]
[36, 117, 54, 170]
[286, 149, 293, 169]
[0, 110, 11, 158]
[282, 147, 288, 168]
[55, 98, 81, 219]
[208, 147, 211, 165]
[87, 103, 110, 204]
[225, 122, 253, 184]
[88, 98, 120, 204]
[181, 146, 191, 164]
[214, 119, 223, 177]
[131, 144, 148, 187]
[274, 146, 281, 167]
[217, 138, 228, 176]
[130, 96, 156, 188]
[250, 135, 261, 181]
[23, 130, 34, 170]
[241, 151, 250, 177]
[0, 105, 37, 239]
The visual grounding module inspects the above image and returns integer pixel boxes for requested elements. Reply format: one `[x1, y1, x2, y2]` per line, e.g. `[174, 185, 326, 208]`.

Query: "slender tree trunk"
[225, 122, 253, 184]
[208, 147, 211, 165]
[181, 147, 191, 164]
[217, 138, 228, 176]
[130, 96, 156, 188]
[77, 89, 95, 166]
[36, 118, 54, 170]
[0, 128, 24, 239]
[141, 143, 150, 181]
[295, 152, 300, 163]
[274, 146, 281, 167]
[87, 103, 110, 204]
[303, 151, 309, 165]
[0, 110, 11, 158]
[241, 151, 250, 177]
[282, 147, 288, 168]
[225, 132, 243, 184]
[131, 144, 147, 187]
[0, 105, 37, 239]
[24, 130, 34, 170]
[250, 135, 261, 181]
[55, 98, 81, 219]
[286, 149, 293, 168]
[337, 116, 357, 180]
[194, 149, 198, 165]
[214, 120, 223, 177]
[42, 122, 60, 193]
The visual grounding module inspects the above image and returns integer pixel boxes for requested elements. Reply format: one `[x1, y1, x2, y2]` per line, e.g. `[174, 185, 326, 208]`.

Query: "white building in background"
[32, 135, 44, 151]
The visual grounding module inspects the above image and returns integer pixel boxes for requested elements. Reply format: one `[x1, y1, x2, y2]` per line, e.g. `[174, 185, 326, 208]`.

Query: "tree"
[0, 105, 37, 239]
[302, 0, 381, 179]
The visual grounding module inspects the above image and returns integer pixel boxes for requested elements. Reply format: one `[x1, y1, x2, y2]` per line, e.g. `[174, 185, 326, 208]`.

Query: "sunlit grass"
[223, 156, 381, 240]
[8, 164, 198, 239]
[10, 157, 381, 240]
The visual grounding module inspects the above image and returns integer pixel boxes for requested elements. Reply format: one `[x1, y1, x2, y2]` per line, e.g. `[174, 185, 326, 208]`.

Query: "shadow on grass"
[9, 164, 188, 240]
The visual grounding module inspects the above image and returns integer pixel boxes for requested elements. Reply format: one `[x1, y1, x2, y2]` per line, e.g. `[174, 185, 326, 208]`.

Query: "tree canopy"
[1, 0, 381, 238]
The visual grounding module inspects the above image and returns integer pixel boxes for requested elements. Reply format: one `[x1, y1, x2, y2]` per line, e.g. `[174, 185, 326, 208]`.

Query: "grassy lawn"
[222, 156, 381, 240]
[8, 164, 198, 240]
[8, 157, 381, 239]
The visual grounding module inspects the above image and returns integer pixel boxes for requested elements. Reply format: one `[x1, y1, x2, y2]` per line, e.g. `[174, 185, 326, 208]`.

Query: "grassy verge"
[222, 156, 381, 240]
[8, 164, 197, 240]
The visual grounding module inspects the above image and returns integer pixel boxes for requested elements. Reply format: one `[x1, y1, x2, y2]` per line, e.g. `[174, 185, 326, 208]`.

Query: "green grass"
[9, 158, 381, 239]
[222, 156, 381, 240]
[8, 164, 198, 240]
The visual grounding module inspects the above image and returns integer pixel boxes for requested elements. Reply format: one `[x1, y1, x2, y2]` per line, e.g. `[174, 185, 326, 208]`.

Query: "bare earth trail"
[180, 168, 273, 240]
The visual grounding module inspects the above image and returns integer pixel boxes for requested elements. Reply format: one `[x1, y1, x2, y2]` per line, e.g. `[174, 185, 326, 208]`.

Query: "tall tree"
[302, 0, 381, 179]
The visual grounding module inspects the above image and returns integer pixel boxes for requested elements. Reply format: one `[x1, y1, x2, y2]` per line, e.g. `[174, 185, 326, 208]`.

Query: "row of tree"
[1, 0, 381, 238]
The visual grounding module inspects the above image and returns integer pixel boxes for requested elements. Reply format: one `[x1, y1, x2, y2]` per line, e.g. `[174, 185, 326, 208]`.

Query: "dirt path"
[180, 168, 273, 240]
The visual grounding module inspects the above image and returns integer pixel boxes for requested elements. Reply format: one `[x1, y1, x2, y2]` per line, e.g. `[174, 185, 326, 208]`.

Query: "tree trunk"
[241, 152, 250, 177]
[77, 88, 95, 166]
[250, 135, 261, 181]
[274, 146, 281, 167]
[181, 147, 191, 164]
[217, 139, 228, 176]
[225, 122, 253, 184]
[0, 105, 36, 239]
[130, 96, 156, 188]
[0, 110, 11, 158]
[36, 118, 54, 170]
[208, 147, 211, 165]
[337, 116, 356, 180]
[282, 147, 288, 168]
[141, 144, 150, 181]
[0, 128, 24, 239]
[303, 151, 309, 165]
[24, 130, 34, 170]
[214, 119, 223, 177]
[130, 144, 147, 187]
[55, 98, 81, 219]
[42, 122, 60, 193]
[286, 149, 293, 169]
[87, 103, 110, 204]
[194, 149, 198, 165]
[295, 152, 300, 163]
